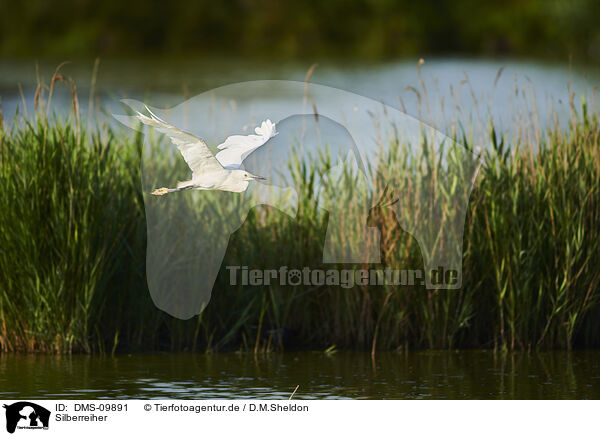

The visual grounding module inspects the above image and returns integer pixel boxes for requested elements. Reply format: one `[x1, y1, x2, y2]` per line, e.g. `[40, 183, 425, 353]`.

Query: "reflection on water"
[1, 351, 598, 399]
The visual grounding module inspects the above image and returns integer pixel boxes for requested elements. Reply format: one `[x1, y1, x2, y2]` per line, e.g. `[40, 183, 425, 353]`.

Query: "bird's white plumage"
[136, 106, 224, 177]
[134, 106, 275, 195]
[215, 119, 278, 169]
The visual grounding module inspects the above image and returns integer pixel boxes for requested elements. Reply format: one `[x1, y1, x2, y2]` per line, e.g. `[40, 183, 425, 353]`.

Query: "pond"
[1, 58, 599, 140]
[1, 59, 599, 401]
[1, 351, 598, 400]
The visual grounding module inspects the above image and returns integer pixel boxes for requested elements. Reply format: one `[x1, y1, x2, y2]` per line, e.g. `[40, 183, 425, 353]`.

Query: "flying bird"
[134, 106, 277, 195]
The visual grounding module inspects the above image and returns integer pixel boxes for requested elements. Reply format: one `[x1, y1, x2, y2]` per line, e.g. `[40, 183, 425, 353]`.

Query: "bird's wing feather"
[215, 136, 264, 169]
[136, 106, 223, 176]
[215, 120, 277, 169]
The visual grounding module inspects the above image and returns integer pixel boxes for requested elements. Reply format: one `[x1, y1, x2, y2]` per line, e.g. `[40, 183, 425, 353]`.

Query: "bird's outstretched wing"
[215, 119, 278, 169]
[136, 105, 223, 176]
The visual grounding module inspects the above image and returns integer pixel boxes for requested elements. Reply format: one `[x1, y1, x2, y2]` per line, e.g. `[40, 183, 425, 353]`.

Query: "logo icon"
[3, 402, 50, 434]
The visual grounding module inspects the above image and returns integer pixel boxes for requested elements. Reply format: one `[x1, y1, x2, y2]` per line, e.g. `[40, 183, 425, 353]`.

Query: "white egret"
[134, 106, 277, 195]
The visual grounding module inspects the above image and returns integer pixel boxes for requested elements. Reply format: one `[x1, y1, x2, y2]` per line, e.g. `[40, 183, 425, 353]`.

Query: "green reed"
[0, 86, 598, 353]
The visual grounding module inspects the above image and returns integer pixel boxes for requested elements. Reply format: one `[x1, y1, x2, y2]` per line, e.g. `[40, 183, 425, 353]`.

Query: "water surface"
[1, 351, 598, 399]
[1, 58, 599, 139]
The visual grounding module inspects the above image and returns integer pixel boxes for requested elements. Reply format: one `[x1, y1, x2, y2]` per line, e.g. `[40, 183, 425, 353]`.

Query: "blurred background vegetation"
[1, 0, 599, 62]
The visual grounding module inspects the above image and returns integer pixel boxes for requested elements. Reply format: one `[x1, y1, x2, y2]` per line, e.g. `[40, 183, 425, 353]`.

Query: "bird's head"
[237, 170, 266, 182]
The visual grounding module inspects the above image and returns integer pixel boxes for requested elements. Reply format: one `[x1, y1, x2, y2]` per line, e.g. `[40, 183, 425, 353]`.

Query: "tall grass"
[0, 79, 599, 353]
[0, 117, 144, 352]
